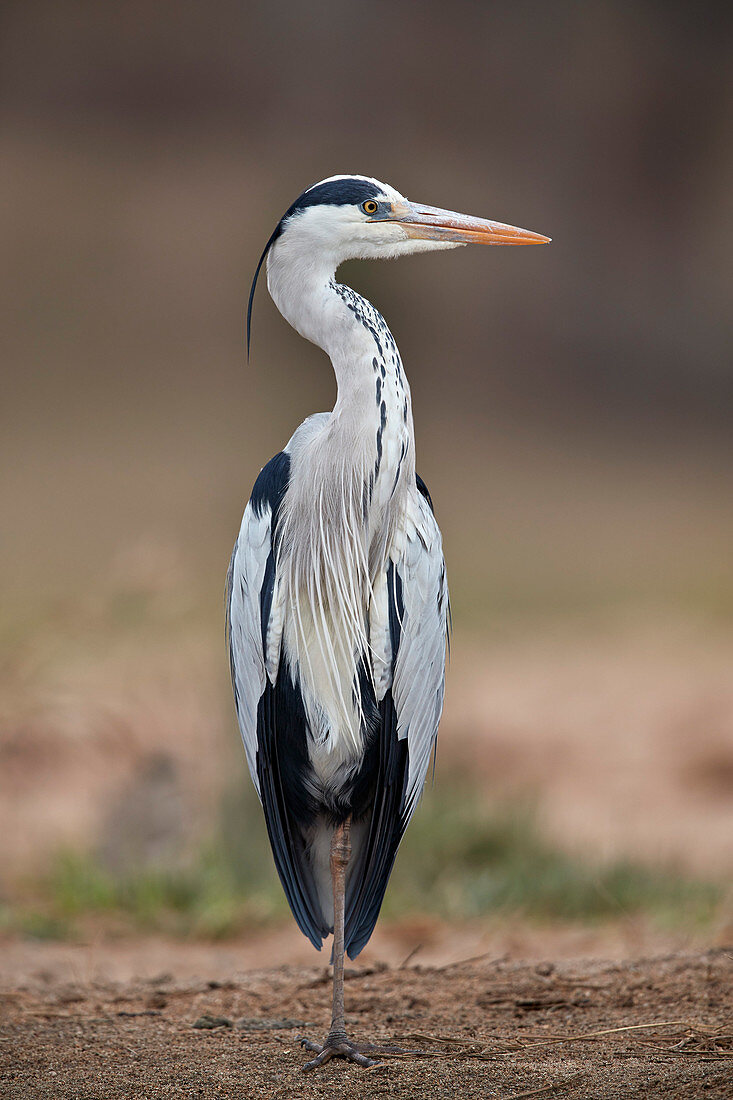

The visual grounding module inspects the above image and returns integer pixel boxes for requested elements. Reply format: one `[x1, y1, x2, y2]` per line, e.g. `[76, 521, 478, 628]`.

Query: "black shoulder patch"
[249, 451, 290, 653]
[250, 451, 290, 522]
[415, 472, 435, 514]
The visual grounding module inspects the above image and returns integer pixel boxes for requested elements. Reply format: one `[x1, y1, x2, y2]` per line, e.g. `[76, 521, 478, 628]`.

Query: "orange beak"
[391, 200, 551, 246]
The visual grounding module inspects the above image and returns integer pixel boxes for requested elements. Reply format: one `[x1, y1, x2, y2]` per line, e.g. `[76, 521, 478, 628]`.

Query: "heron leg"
[300, 817, 379, 1071]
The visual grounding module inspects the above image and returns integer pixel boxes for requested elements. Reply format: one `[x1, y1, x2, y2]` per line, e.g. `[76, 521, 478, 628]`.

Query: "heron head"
[247, 174, 550, 354]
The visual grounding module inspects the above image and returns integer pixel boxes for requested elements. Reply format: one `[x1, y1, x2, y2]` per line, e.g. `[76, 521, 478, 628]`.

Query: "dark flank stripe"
[343, 560, 408, 959]
[257, 671, 328, 949]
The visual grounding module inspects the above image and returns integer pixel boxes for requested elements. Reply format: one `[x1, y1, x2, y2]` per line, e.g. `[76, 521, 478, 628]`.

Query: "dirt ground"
[2, 947, 730, 1099]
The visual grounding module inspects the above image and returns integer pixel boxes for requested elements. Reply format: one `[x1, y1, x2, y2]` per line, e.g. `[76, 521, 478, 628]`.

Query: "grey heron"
[227, 175, 549, 1070]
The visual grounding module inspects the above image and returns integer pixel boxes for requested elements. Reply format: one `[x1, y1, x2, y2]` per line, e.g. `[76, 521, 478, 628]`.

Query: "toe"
[302, 1047, 334, 1071]
[344, 1047, 379, 1068]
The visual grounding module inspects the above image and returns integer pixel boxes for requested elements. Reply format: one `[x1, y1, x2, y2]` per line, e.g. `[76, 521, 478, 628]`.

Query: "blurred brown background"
[1, 1, 732, 964]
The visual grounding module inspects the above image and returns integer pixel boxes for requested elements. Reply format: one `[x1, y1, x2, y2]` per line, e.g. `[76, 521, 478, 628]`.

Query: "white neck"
[267, 236, 414, 439]
[268, 241, 373, 384]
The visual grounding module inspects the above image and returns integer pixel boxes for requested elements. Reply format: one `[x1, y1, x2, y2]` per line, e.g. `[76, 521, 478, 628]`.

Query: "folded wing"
[227, 451, 329, 949]
[344, 478, 449, 957]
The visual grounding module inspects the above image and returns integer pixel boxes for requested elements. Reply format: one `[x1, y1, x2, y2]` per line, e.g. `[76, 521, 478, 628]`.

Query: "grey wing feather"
[226, 451, 290, 797]
[226, 504, 269, 796]
[391, 487, 450, 822]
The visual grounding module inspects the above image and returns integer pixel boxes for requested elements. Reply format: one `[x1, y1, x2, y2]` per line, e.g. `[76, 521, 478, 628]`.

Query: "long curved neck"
[267, 244, 415, 490]
[267, 241, 416, 743]
[267, 246, 382, 391]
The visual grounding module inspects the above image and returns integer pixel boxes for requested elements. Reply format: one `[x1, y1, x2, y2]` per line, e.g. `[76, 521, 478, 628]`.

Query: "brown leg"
[300, 818, 378, 1071]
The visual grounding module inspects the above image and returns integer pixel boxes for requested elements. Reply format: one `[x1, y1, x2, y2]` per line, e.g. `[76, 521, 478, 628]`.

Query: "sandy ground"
[1, 917, 723, 990]
[2, 948, 731, 1099]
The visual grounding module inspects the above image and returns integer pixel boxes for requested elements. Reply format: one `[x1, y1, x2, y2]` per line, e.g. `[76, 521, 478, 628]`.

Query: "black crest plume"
[246, 222, 282, 360]
[246, 177, 383, 358]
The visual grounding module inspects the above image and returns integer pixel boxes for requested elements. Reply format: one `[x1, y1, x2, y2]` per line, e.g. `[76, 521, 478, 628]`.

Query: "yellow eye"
[362, 200, 379, 215]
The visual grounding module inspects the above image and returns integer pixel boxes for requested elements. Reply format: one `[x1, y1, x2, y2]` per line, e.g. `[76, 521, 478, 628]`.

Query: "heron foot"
[299, 1032, 390, 1071]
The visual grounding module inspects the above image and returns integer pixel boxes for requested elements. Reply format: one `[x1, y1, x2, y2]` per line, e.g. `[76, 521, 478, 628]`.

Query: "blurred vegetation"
[4, 784, 723, 942]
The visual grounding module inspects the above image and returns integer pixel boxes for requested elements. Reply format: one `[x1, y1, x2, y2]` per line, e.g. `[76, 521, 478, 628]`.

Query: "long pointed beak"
[392, 200, 551, 246]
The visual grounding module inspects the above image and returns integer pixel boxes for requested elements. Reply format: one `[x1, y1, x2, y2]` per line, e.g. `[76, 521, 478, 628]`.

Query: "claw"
[298, 1035, 379, 1072]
